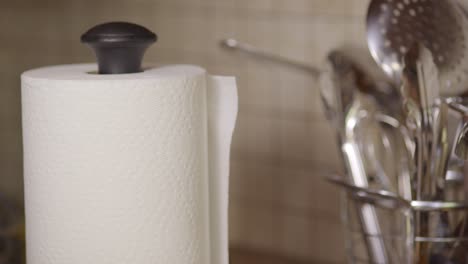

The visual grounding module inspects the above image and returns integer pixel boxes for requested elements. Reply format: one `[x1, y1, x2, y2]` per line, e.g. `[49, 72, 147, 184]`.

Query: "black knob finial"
[81, 22, 157, 74]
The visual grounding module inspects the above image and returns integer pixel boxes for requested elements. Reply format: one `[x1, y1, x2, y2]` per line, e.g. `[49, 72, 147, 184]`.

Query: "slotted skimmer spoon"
[367, 0, 468, 96]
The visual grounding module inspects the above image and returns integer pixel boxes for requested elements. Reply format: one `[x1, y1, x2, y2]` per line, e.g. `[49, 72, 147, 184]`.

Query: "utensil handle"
[219, 38, 321, 78]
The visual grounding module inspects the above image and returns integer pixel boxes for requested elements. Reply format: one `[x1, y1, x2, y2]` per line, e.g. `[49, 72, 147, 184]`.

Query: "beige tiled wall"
[0, 0, 371, 262]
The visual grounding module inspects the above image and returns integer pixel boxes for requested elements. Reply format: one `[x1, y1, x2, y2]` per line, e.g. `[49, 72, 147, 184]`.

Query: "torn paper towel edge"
[207, 76, 238, 264]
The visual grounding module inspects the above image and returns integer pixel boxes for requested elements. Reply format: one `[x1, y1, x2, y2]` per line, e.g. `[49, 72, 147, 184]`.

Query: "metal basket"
[328, 175, 468, 264]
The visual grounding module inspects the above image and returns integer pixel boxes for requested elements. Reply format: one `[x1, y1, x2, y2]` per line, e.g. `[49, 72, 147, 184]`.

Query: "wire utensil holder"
[328, 175, 468, 264]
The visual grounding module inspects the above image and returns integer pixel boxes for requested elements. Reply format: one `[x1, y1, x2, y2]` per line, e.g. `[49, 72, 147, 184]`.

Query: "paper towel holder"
[81, 22, 157, 74]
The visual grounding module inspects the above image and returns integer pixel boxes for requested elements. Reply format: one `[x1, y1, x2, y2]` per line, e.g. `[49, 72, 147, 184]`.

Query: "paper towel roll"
[21, 64, 238, 264]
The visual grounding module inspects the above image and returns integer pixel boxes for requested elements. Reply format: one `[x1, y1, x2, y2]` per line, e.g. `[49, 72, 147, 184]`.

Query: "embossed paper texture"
[21, 64, 238, 264]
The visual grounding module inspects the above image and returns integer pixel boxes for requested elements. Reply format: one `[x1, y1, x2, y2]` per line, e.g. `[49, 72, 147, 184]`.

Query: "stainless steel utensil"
[450, 102, 468, 200]
[220, 38, 414, 193]
[366, 0, 468, 202]
[399, 44, 440, 200]
[366, 0, 468, 204]
[220, 39, 413, 189]
[366, 0, 468, 96]
[366, 1, 468, 258]
[366, 0, 468, 203]
[455, 121, 468, 160]
[366, 0, 468, 191]
[220, 38, 320, 77]
[321, 51, 395, 264]
[400, 43, 458, 264]
[220, 38, 412, 263]
[220, 38, 403, 118]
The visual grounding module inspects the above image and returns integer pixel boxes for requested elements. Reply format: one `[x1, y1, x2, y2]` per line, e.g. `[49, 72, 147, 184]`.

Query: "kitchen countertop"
[230, 248, 309, 264]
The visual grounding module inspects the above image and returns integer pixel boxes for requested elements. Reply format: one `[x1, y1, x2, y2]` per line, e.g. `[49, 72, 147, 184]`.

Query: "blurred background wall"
[0, 0, 370, 262]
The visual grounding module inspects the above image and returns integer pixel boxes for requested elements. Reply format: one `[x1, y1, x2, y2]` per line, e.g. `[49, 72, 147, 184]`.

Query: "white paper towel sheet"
[21, 64, 238, 264]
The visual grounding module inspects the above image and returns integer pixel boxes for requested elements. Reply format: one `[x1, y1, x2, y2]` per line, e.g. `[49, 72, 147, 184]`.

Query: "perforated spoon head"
[367, 0, 468, 96]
